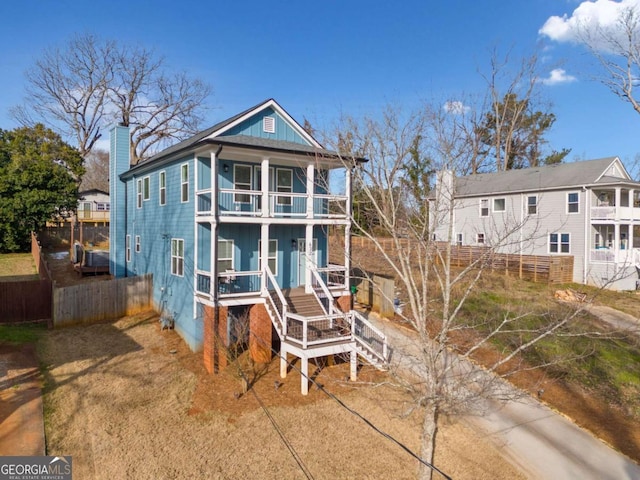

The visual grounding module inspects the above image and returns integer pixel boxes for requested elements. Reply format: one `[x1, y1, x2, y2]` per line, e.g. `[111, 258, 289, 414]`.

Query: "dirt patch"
[44, 247, 112, 287]
[38, 313, 524, 479]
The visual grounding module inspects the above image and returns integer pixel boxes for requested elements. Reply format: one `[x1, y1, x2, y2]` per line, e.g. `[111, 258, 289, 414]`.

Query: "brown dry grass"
[39, 313, 524, 480]
[0, 253, 38, 281]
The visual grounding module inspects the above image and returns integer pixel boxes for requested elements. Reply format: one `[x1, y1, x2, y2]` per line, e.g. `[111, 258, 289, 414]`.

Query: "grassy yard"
[0, 323, 47, 344]
[0, 253, 38, 281]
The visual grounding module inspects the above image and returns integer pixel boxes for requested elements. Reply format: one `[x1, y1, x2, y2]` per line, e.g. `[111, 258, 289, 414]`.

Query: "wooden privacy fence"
[1, 233, 53, 324]
[445, 245, 574, 284]
[352, 270, 395, 317]
[53, 274, 153, 327]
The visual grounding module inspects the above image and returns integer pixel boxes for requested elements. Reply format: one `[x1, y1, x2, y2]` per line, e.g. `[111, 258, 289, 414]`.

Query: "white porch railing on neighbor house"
[195, 187, 348, 220]
[591, 206, 640, 221]
[590, 247, 640, 265]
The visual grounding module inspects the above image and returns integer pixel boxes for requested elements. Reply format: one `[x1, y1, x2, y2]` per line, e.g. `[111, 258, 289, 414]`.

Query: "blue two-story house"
[109, 99, 387, 394]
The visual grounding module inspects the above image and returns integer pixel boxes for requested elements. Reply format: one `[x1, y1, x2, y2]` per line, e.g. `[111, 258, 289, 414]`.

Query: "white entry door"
[297, 238, 317, 286]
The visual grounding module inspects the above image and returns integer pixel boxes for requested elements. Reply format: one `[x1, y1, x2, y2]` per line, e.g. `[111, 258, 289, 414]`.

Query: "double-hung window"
[259, 239, 278, 274]
[171, 239, 184, 276]
[218, 240, 234, 272]
[181, 164, 189, 203]
[480, 199, 489, 217]
[126, 235, 131, 262]
[159, 171, 166, 206]
[527, 195, 538, 215]
[476, 233, 485, 244]
[234, 165, 252, 203]
[136, 179, 143, 209]
[549, 233, 570, 253]
[276, 169, 292, 206]
[456, 233, 463, 247]
[567, 192, 579, 214]
[135, 235, 141, 253]
[143, 176, 150, 201]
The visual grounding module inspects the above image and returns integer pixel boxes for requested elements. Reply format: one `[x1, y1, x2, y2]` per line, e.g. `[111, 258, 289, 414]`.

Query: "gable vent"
[263, 116, 275, 134]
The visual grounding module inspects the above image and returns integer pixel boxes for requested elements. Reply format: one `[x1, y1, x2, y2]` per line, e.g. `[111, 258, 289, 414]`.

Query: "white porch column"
[345, 166, 353, 292]
[211, 150, 220, 298]
[615, 187, 621, 220]
[261, 157, 269, 217]
[615, 222, 621, 263]
[261, 223, 270, 294]
[306, 163, 315, 219]
[301, 357, 309, 395]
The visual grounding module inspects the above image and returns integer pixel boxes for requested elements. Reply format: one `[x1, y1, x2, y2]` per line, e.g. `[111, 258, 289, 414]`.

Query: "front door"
[297, 238, 317, 286]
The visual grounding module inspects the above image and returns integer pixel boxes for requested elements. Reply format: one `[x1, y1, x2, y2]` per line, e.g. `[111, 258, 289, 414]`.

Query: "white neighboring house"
[430, 157, 640, 291]
[77, 189, 110, 225]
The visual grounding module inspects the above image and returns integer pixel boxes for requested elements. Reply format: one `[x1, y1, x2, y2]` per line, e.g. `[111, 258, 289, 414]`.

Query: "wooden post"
[534, 256, 538, 283]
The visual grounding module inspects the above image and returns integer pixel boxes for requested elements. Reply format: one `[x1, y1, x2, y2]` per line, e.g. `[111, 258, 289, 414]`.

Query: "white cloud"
[539, 0, 640, 49]
[443, 100, 470, 115]
[540, 68, 578, 85]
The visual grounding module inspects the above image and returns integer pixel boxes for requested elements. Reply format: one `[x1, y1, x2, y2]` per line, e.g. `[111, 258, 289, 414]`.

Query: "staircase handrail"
[265, 266, 288, 336]
[351, 310, 389, 364]
[309, 265, 337, 317]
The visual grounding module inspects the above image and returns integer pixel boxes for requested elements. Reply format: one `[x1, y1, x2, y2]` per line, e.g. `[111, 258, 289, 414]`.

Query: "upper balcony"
[196, 188, 348, 221]
[591, 187, 640, 221]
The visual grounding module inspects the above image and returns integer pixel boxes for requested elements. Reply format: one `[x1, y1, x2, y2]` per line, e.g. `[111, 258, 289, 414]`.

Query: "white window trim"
[549, 232, 571, 254]
[480, 198, 489, 217]
[135, 235, 141, 253]
[218, 239, 234, 272]
[527, 194, 538, 216]
[234, 164, 252, 204]
[276, 168, 293, 206]
[493, 197, 506, 213]
[456, 233, 463, 246]
[159, 171, 166, 206]
[181, 163, 189, 203]
[136, 179, 142, 209]
[259, 239, 278, 275]
[476, 233, 485, 244]
[126, 235, 131, 262]
[171, 238, 185, 277]
[143, 176, 150, 201]
[567, 191, 579, 214]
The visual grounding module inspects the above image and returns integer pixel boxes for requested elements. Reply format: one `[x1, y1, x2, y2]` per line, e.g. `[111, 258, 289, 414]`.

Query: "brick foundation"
[203, 304, 228, 374]
[249, 303, 272, 364]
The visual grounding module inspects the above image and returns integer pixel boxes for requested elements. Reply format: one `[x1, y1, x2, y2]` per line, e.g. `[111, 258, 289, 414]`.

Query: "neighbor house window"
[159, 171, 166, 206]
[476, 233, 485, 244]
[135, 235, 141, 253]
[259, 239, 278, 274]
[549, 233, 570, 253]
[126, 235, 131, 262]
[96, 203, 110, 211]
[143, 176, 150, 201]
[567, 192, 579, 213]
[456, 233, 463, 247]
[480, 198, 489, 217]
[527, 195, 538, 215]
[181, 164, 189, 203]
[234, 164, 252, 203]
[218, 239, 234, 272]
[171, 239, 184, 276]
[136, 179, 142, 209]
[493, 198, 506, 212]
[276, 169, 292, 206]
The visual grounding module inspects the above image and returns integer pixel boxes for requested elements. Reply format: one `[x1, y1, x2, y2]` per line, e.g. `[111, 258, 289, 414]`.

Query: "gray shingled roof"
[454, 157, 639, 197]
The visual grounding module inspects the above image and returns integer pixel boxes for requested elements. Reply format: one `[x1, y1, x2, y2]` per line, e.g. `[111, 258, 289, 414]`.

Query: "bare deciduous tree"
[328, 98, 599, 480]
[13, 33, 212, 165]
[80, 149, 110, 192]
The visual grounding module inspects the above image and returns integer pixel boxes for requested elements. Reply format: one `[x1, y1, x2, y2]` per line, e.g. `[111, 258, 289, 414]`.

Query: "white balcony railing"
[591, 206, 640, 220]
[590, 247, 640, 265]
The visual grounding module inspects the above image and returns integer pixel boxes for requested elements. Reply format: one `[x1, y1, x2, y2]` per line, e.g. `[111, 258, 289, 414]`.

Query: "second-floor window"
[480, 199, 489, 217]
[143, 176, 150, 201]
[136, 179, 142, 208]
[276, 169, 292, 206]
[218, 239, 234, 272]
[159, 171, 166, 206]
[234, 165, 252, 203]
[567, 192, 579, 213]
[493, 198, 506, 212]
[181, 164, 189, 203]
[96, 203, 110, 211]
[527, 195, 538, 215]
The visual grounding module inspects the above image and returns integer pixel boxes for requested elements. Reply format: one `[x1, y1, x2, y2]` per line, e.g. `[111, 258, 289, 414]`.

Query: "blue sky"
[1, 0, 639, 169]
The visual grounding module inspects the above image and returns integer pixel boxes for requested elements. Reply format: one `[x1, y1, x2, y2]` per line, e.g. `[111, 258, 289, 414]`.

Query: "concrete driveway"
[365, 313, 640, 480]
